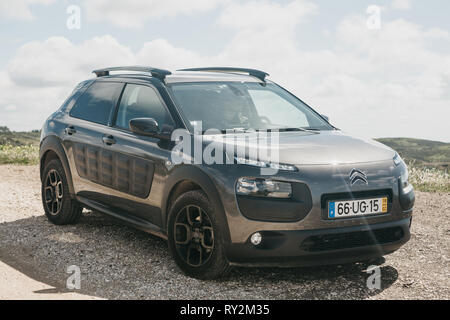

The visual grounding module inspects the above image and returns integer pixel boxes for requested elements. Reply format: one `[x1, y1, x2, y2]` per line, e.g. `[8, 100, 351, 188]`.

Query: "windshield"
[168, 82, 333, 133]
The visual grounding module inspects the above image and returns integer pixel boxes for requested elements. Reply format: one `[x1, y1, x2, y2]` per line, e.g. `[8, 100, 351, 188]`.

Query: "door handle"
[65, 126, 76, 135]
[102, 135, 116, 145]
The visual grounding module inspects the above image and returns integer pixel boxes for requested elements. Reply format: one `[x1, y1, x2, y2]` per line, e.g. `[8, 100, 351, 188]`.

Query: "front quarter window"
[115, 84, 174, 130]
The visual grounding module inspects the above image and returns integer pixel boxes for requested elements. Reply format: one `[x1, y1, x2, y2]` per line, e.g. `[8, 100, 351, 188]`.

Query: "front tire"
[41, 159, 82, 225]
[167, 190, 231, 279]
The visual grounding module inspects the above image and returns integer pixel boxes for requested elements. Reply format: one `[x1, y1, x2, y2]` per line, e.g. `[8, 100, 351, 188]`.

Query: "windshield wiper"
[276, 127, 320, 134]
[202, 128, 248, 134]
[202, 127, 320, 134]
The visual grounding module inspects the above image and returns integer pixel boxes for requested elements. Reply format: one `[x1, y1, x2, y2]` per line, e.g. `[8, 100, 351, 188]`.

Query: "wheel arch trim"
[162, 166, 231, 243]
[40, 135, 75, 197]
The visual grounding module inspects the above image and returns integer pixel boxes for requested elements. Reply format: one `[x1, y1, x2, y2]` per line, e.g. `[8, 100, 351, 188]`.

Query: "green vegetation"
[408, 166, 449, 193]
[376, 137, 450, 169]
[0, 127, 40, 165]
[0, 144, 39, 165]
[0, 127, 448, 192]
[377, 137, 449, 192]
[0, 126, 40, 146]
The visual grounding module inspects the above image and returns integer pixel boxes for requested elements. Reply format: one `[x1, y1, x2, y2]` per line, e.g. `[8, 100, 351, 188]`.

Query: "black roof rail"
[178, 67, 269, 82]
[92, 66, 172, 81]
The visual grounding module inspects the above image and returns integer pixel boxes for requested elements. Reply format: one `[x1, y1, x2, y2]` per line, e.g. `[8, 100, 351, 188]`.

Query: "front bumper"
[225, 217, 411, 267]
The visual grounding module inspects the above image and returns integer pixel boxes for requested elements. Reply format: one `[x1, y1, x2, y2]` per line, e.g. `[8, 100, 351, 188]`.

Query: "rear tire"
[41, 159, 82, 225]
[167, 190, 231, 279]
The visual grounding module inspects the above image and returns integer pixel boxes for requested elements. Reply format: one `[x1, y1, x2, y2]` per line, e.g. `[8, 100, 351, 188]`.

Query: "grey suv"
[40, 66, 415, 279]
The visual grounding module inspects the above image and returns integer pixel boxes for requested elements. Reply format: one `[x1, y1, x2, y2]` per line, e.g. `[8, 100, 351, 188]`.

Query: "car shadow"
[0, 210, 398, 300]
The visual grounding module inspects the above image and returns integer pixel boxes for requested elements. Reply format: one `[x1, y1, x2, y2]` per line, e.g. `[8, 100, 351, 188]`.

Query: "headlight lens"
[393, 152, 403, 166]
[236, 178, 292, 199]
[400, 170, 409, 187]
[235, 157, 298, 172]
[400, 169, 413, 193]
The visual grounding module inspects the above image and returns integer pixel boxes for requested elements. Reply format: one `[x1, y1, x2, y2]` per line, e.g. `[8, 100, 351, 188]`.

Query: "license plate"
[328, 197, 388, 219]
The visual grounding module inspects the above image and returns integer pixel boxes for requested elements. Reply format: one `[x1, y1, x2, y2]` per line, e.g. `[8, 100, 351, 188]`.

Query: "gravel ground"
[0, 165, 448, 300]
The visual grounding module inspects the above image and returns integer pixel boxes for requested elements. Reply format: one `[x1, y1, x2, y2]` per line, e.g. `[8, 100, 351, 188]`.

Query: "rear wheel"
[41, 159, 82, 225]
[167, 190, 231, 279]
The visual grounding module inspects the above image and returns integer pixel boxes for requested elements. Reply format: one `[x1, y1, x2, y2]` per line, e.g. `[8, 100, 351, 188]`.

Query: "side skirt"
[76, 196, 167, 240]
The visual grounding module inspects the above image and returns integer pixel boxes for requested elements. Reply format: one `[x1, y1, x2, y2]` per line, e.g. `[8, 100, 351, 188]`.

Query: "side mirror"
[129, 118, 168, 139]
[321, 114, 329, 122]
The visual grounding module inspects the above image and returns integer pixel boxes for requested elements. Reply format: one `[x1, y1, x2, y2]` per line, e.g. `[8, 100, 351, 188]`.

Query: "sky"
[0, 0, 449, 142]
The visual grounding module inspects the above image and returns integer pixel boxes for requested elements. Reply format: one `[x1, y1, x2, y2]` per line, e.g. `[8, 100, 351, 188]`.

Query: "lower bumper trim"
[225, 218, 411, 267]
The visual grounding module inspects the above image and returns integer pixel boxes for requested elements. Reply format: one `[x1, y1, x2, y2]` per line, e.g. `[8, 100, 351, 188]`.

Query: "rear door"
[64, 80, 124, 203]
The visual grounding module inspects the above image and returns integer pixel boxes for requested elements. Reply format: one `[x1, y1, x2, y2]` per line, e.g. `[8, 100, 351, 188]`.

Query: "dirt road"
[0, 165, 448, 299]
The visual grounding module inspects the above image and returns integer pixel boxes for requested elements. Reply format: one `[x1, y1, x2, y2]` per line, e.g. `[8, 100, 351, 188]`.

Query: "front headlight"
[236, 178, 292, 199]
[235, 157, 298, 172]
[393, 152, 404, 166]
[400, 169, 413, 193]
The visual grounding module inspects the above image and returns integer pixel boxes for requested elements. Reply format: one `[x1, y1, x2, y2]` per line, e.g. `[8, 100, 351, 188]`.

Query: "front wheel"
[41, 159, 82, 225]
[167, 190, 231, 279]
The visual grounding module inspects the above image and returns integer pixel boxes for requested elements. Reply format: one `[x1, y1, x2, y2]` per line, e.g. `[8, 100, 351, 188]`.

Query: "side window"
[115, 84, 174, 130]
[69, 81, 123, 125]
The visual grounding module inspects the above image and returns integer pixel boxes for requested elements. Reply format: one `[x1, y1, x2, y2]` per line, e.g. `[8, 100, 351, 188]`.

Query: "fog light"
[250, 232, 262, 246]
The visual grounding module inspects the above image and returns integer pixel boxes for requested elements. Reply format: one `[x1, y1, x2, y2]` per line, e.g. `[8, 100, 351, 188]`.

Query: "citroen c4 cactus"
[40, 66, 415, 279]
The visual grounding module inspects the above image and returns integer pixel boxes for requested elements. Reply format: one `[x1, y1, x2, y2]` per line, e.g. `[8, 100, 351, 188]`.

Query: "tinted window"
[70, 81, 123, 125]
[169, 82, 332, 131]
[115, 84, 174, 130]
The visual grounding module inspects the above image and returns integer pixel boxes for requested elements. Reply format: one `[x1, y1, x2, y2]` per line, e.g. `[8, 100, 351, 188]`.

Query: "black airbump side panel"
[73, 143, 154, 198]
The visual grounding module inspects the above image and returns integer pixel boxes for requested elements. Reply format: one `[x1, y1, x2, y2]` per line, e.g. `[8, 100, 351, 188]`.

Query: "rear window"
[69, 81, 123, 125]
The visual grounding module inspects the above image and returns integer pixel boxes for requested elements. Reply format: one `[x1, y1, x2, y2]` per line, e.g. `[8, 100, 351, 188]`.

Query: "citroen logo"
[349, 168, 368, 185]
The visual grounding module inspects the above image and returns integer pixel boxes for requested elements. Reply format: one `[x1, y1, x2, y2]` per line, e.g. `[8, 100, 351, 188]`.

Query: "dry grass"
[0, 144, 39, 165]
[408, 164, 449, 193]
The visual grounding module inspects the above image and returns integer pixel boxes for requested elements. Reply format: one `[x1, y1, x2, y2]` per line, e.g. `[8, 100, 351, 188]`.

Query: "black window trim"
[68, 80, 125, 127]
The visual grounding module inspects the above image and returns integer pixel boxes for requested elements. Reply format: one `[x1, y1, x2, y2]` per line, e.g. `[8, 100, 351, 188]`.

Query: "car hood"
[202, 130, 395, 165]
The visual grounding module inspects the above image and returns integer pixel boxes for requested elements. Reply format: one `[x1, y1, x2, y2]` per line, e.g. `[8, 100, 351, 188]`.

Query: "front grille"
[300, 227, 404, 252]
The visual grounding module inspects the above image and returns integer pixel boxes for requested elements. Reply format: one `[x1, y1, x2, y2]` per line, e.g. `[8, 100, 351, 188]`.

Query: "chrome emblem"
[349, 168, 368, 185]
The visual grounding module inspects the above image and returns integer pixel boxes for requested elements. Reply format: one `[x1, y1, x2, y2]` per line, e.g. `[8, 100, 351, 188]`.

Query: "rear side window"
[70, 81, 123, 125]
[115, 84, 174, 130]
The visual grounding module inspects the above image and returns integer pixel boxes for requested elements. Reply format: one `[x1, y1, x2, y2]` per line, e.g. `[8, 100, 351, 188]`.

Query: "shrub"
[0, 144, 39, 165]
[408, 164, 449, 193]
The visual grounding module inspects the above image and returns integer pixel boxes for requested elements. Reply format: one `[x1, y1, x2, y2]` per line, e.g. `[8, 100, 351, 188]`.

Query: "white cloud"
[136, 39, 205, 69]
[4, 105, 17, 111]
[0, 0, 55, 20]
[2, 35, 135, 130]
[8, 36, 135, 87]
[215, 0, 317, 66]
[391, 0, 412, 10]
[217, 0, 317, 31]
[309, 16, 450, 141]
[83, 0, 223, 28]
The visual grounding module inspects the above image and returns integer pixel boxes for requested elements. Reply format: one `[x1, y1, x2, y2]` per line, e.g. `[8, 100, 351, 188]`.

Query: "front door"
[101, 83, 176, 227]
